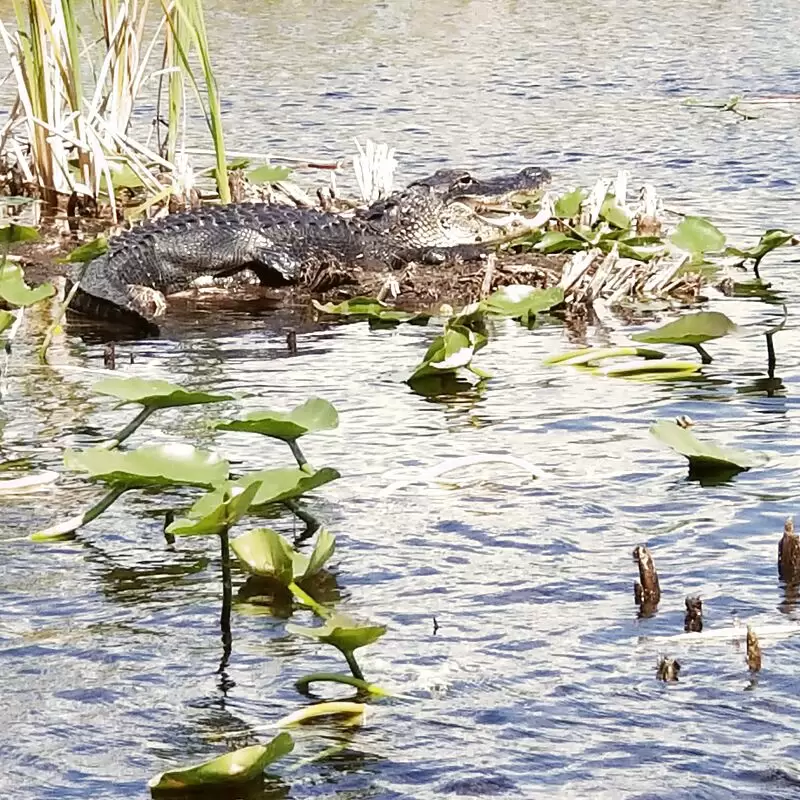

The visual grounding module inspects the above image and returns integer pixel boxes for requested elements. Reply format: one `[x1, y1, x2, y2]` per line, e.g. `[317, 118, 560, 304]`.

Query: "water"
[2, 1, 800, 797]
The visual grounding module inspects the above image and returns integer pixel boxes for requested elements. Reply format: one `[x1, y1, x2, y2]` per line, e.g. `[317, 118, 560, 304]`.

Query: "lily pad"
[233, 466, 340, 506]
[631, 312, 738, 346]
[148, 733, 293, 796]
[543, 346, 666, 367]
[93, 376, 235, 409]
[600, 360, 702, 380]
[64, 443, 229, 488]
[0, 222, 39, 245]
[166, 481, 263, 536]
[214, 397, 338, 442]
[0, 265, 55, 307]
[650, 419, 767, 475]
[312, 296, 430, 326]
[479, 285, 564, 324]
[670, 216, 725, 254]
[277, 702, 365, 728]
[231, 526, 335, 582]
[60, 236, 108, 263]
[287, 612, 386, 653]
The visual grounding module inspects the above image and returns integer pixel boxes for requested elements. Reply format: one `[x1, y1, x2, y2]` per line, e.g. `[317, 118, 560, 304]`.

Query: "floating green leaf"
[148, 734, 294, 796]
[233, 467, 340, 506]
[231, 527, 335, 583]
[479, 285, 564, 324]
[60, 236, 108, 263]
[288, 613, 386, 653]
[312, 296, 430, 326]
[543, 346, 666, 367]
[670, 216, 725, 254]
[650, 419, 767, 475]
[93, 376, 235, 409]
[599, 360, 702, 381]
[64, 444, 229, 488]
[277, 702, 365, 728]
[247, 164, 292, 183]
[0, 222, 39, 245]
[215, 398, 338, 442]
[166, 481, 262, 537]
[0, 265, 54, 307]
[632, 312, 738, 346]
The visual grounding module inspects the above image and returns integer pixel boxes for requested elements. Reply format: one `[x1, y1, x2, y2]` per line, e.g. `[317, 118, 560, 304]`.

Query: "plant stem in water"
[693, 343, 713, 364]
[294, 672, 391, 697]
[218, 526, 233, 671]
[103, 406, 157, 449]
[288, 439, 313, 473]
[288, 580, 330, 619]
[283, 499, 321, 542]
[31, 485, 128, 540]
[342, 649, 365, 682]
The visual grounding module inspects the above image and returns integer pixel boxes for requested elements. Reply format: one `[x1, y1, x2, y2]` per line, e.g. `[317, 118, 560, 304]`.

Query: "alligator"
[66, 165, 551, 330]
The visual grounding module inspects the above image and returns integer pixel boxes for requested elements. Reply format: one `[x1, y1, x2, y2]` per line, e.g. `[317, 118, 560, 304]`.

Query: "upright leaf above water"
[650, 419, 767, 478]
[166, 481, 263, 537]
[214, 397, 338, 442]
[725, 229, 797, 280]
[632, 311, 737, 363]
[289, 613, 386, 653]
[148, 734, 294, 796]
[233, 467, 340, 506]
[231, 526, 335, 583]
[93, 376, 236, 409]
[64, 443, 229, 489]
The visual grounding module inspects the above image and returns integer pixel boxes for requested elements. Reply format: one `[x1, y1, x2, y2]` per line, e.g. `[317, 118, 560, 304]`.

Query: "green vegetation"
[25, 376, 391, 791]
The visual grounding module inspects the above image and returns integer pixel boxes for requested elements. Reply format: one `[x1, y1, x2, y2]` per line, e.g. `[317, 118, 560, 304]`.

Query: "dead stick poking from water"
[633, 545, 661, 614]
[778, 517, 800, 583]
[684, 596, 703, 632]
[657, 656, 680, 682]
[747, 626, 762, 673]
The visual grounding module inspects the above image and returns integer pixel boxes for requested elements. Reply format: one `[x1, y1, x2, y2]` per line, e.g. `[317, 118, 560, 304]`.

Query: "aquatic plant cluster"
[26, 377, 391, 794]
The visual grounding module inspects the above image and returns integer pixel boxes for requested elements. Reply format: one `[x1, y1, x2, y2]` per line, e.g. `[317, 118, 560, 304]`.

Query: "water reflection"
[4, 0, 800, 798]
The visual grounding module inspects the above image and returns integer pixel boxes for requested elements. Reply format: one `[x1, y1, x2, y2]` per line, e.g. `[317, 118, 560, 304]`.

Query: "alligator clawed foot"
[128, 285, 168, 318]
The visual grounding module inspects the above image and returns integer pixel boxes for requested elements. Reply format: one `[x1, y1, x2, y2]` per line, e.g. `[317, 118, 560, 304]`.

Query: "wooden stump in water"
[778, 517, 800, 583]
[684, 595, 703, 632]
[633, 545, 661, 616]
[657, 656, 680, 682]
[747, 626, 762, 673]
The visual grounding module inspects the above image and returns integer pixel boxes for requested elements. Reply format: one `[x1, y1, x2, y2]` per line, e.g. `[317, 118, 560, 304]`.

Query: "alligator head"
[409, 166, 551, 207]
[358, 165, 551, 248]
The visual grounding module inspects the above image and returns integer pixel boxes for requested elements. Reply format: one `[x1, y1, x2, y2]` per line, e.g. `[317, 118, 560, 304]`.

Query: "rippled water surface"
[3, 1, 800, 798]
